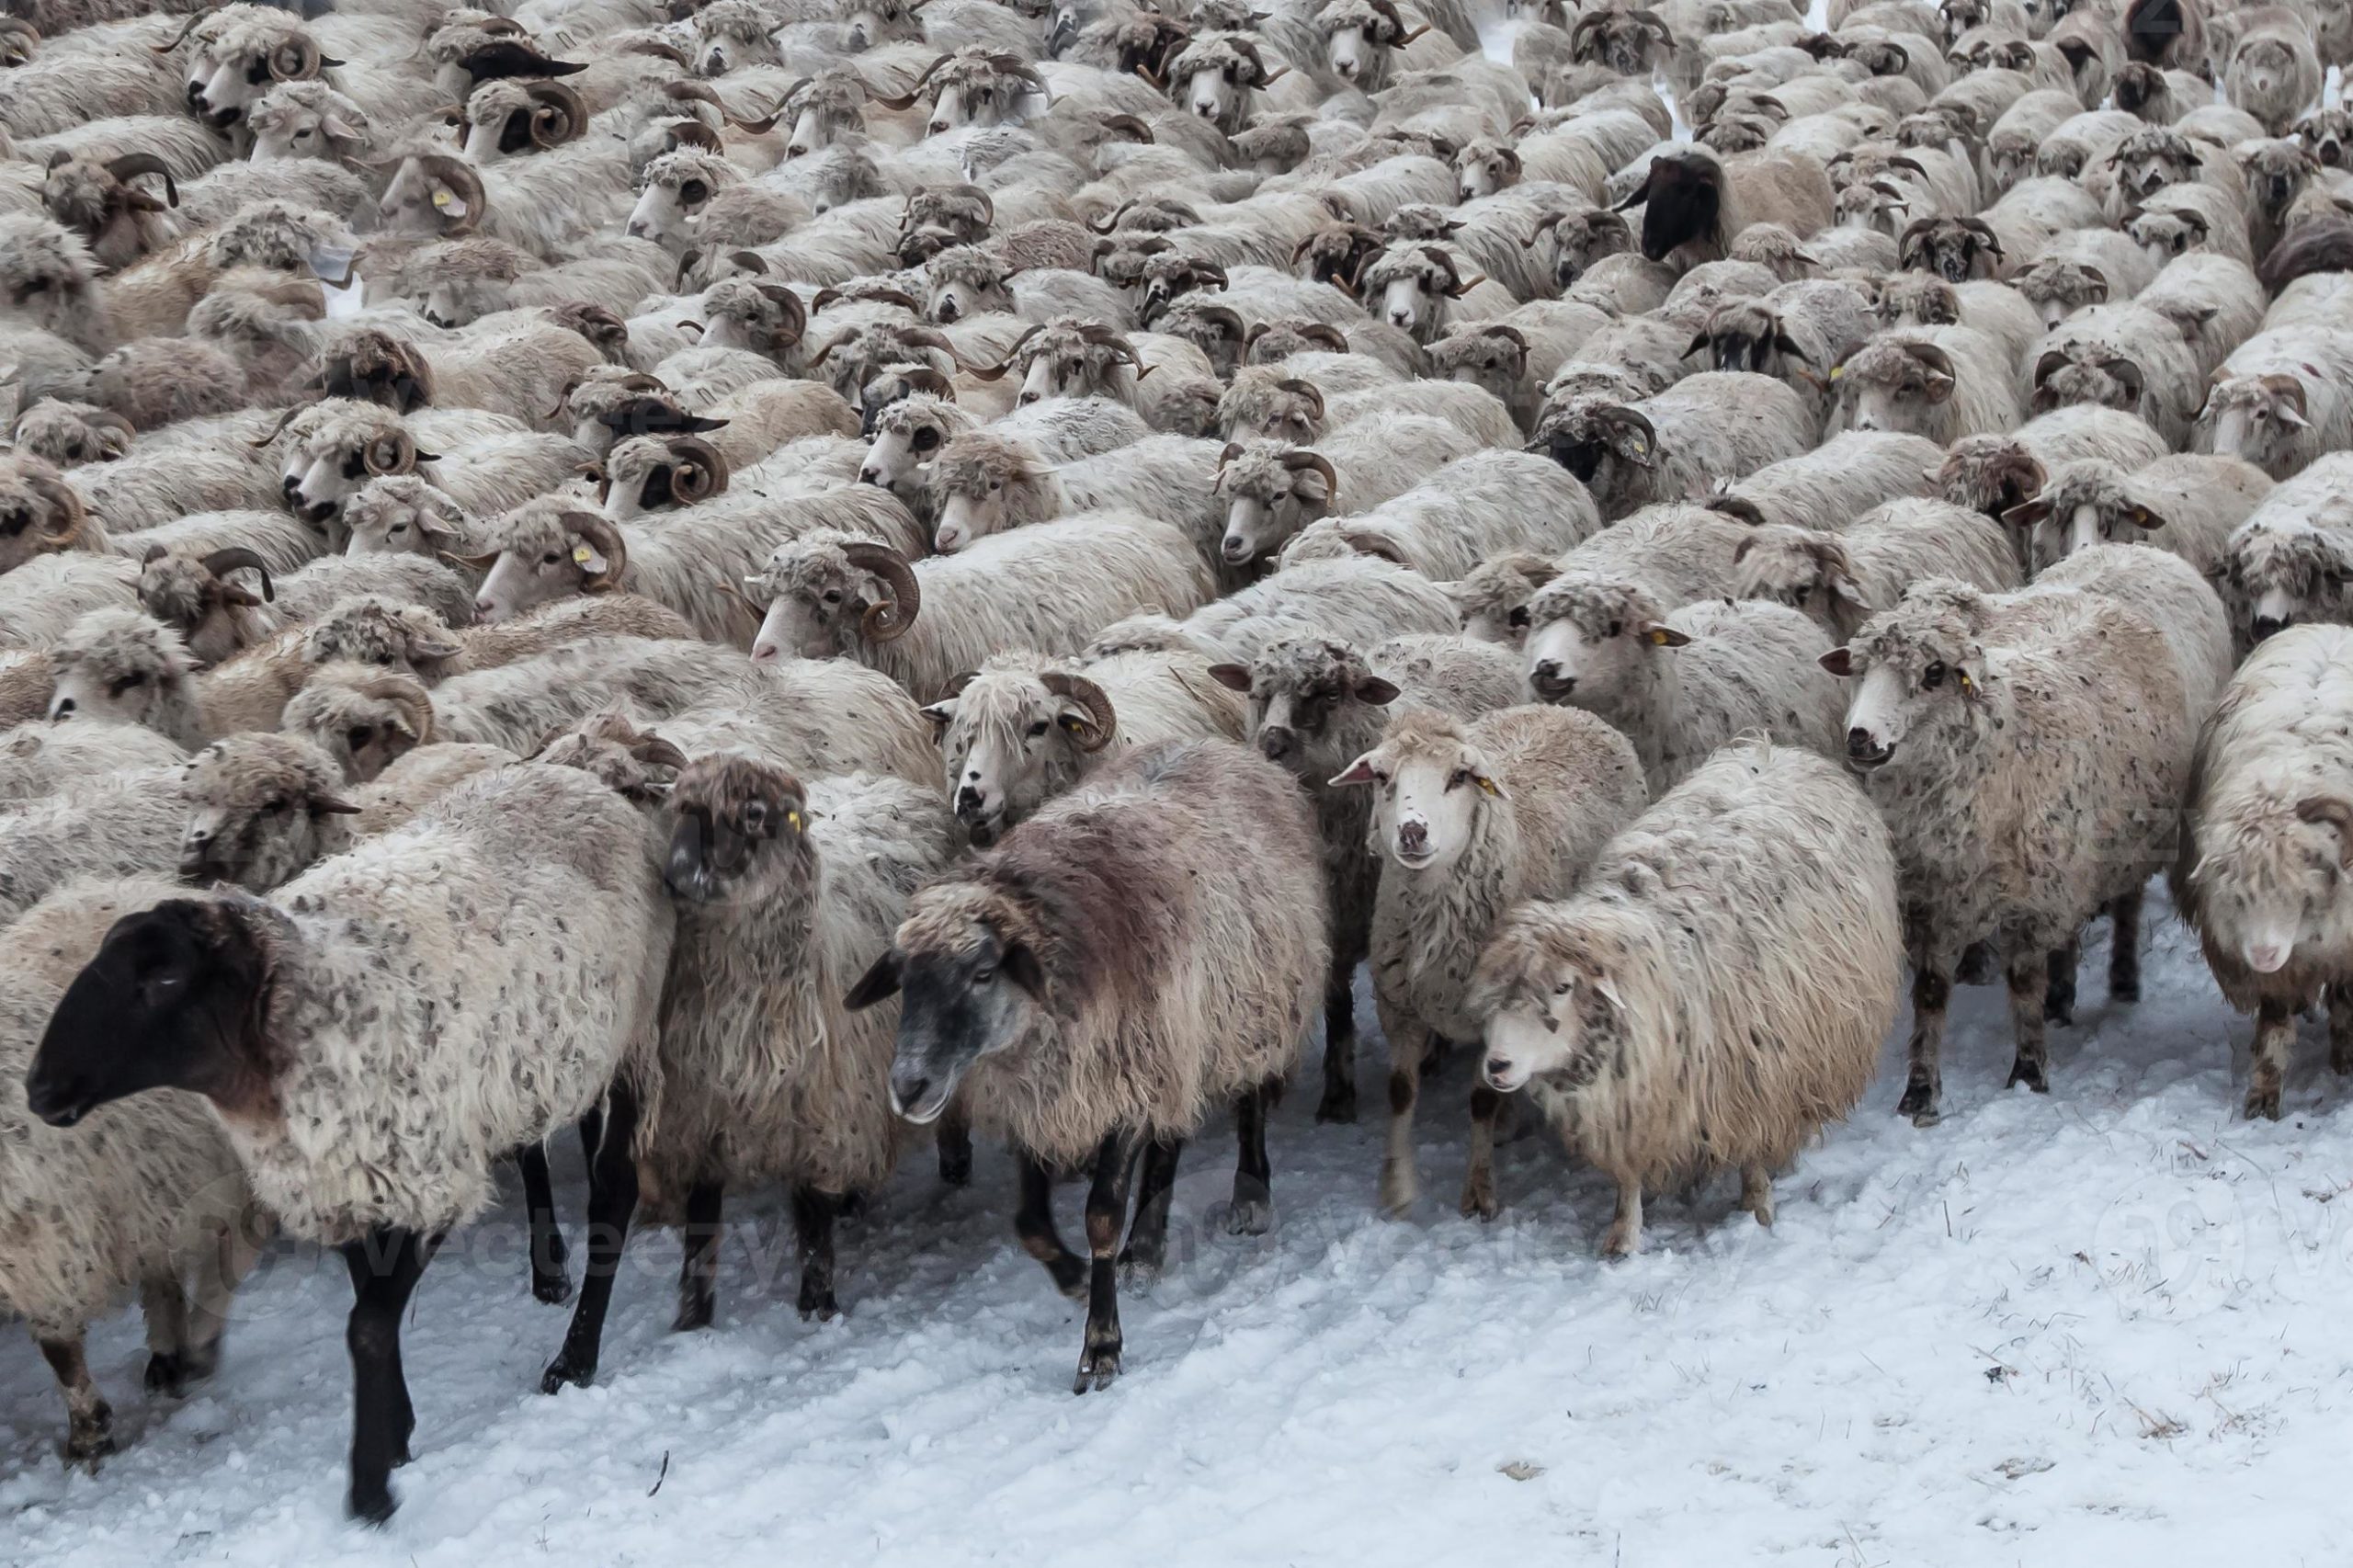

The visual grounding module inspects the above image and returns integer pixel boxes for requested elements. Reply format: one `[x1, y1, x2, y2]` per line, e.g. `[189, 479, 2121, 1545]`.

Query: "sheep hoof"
[2109, 975, 2141, 1005]
[1459, 1182, 1499, 1222]
[1045, 1256, 1089, 1301]
[1116, 1251, 1163, 1290]
[62, 1419, 115, 1468]
[1224, 1197, 1272, 1236]
[2245, 1087, 2283, 1121]
[539, 1353, 596, 1394]
[1956, 942, 1994, 985]
[1074, 1343, 1121, 1393]
[2006, 1058, 2049, 1095]
[144, 1351, 188, 1397]
[2334, 1044, 2353, 1078]
[1379, 1165, 1418, 1219]
[1895, 1078, 1939, 1124]
[1314, 1085, 1358, 1124]
[670, 1296, 713, 1335]
[1600, 1222, 1640, 1260]
[797, 1287, 839, 1324]
[347, 1478, 398, 1527]
[532, 1270, 574, 1307]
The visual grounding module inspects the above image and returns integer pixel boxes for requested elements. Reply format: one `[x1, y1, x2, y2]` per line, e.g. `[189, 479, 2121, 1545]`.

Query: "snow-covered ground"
[7, 887, 2353, 1563]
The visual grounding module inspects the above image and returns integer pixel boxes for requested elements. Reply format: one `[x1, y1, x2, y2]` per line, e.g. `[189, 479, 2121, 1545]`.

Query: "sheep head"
[923, 659, 1116, 845]
[178, 733, 360, 892]
[1215, 440, 1338, 564]
[746, 528, 919, 660]
[473, 505, 627, 622]
[1207, 632, 1397, 778]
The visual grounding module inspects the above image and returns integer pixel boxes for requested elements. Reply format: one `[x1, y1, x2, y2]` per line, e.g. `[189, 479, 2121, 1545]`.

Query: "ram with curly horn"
[1831, 325, 2025, 445]
[1316, 0, 1454, 91]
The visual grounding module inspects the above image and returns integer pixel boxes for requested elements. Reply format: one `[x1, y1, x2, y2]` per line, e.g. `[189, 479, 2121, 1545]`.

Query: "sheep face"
[0, 215, 100, 347]
[12, 402, 131, 468]
[748, 531, 914, 662]
[2241, 140, 2318, 227]
[2016, 466, 2161, 573]
[2029, 349, 2143, 420]
[695, 0, 783, 77]
[851, 886, 1043, 1125]
[700, 278, 808, 362]
[246, 82, 370, 163]
[2229, 522, 2353, 642]
[929, 437, 1041, 552]
[23, 898, 271, 1131]
[189, 21, 333, 133]
[2110, 131, 2204, 205]
[0, 453, 88, 573]
[1629, 153, 1724, 264]
[375, 155, 485, 241]
[285, 418, 435, 531]
[924, 58, 1044, 136]
[1216, 444, 1336, 566]
[1207, 635, 1396, 779]
[1938, 438, 2048, 522]
[924, 247, 1012, 324]
[1454, 553, 1555, 647]
[1733, 526, 1866, 636]
[1694, 302, 1809, 376]
[1898, 218, 2002, 283]
[602, 436, 728, 520]
[282, 668, 437, 782]
[660, 755, 813, 906]
[784, 77, 869, 157]
[475, 517, 608, 624]
[627, 154, 728, 254]
[341, 477, 466, 559]
[1835, 179, 1912, 237]
[46, 610, 190, 730]
[1522, 574, 1678, 710]
[1334, 720, 1501, 874]
[1832, 591, 1988, 772]
[1360, 246, 1467, 341]
[1427, 328, 1529, 407]
[1216, 368, 1325, 441]
[2185, 790, 2352, 976]
[138, 552, 270, 668]
[178, 735, 358, 892]
[1470, 918, 1629, 1093]
[1453, 141, 1520, 202]
[2298, 109, 2353, 169]
[1834, 340, 1958, 437]
[2125, 205, 2211, 260]
[2015, 258, 2111, 330]
[861, 397, 958, 497]
[1877, 273, 1961, 331]
[1543, 210, 1633, 289]
[846, 0, 922, 50]
[302, 599, 464, 683]
[2202, 374, 2314, 473]
[1531, 395, 1655, 497]
[925, 667, 1111, 846]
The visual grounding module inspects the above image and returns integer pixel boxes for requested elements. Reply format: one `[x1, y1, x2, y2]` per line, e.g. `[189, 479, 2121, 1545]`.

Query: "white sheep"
[1733, 496, 2025, 639]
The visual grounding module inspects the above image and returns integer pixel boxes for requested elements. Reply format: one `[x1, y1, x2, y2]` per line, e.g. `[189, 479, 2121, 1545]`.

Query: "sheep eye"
[108, 674, 142, 696]
[1026, 720, 1050, 737]
[1446, 767, 1471, 790]
[913, 428, 939, 450]
[1922, 661, 1947, 688]
[348, 726, 372, 749]
[1506, 606, 1530, 629]
[972, 964, 996, 984]
[1606, 619, 1622, 637]
[64, 442, 82, 460]
[822, 588, 842, 603]
[1552, 979, 1574, 995]
[1793, 586, 1810, 606]
[264, 797, 286, 812]
[294, 127, 313, 139]
[373, 652, 394, 665]
[541, 551, 561, 566]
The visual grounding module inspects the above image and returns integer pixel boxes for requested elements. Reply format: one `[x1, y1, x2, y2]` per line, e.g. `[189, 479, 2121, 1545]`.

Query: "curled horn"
[1959, 217, 2005, 257]
[1299, 322, 1350, 351]
[1602, 404, 1657, 456]
[872, 52, 952, 109]
[1040, 670, 1115, 750]
[749, 282, 809, 345]
[956, 182, 995, 227]
[1631, 8, 1673, 40]
[660, 435, 729, 502]
[1901, 340, 1956, 381]
[2032, 347, 2072, 385]
[1095, 198, 1141, 234]
[526, 80, 587, 147]
[625, 39, 691, 66]
[2101, 353, 2145, 403]
[1417, 244, 1464, 294]
[105, 153, 177, 209]
[1279, 449, 1339, 499]
[1100, 113, 1154, 142]
[269, 36, 322, 83]
[246, 405, 307, 449]
[1276, 377, 1324, 421]
[364, 429, 416, 476]
[1569, 10, 1608, 53]
[200, 548, 276, 605]
[968, 322, 1045, 379]
[153, 11, 208, 52]
[559, 510, 628, 589]
[841, 540, 918, 640]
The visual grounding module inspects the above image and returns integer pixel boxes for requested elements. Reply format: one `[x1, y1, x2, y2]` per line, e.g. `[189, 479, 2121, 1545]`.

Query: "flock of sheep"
[0, 0, 2348, 1528]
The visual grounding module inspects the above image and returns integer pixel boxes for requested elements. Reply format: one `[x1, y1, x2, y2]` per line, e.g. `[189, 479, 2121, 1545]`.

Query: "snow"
[7, 886, 2353, 1563]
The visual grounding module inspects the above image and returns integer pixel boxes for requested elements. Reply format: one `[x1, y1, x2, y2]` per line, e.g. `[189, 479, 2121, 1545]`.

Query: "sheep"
[1708, 428, 1945, 528]
[2026, 302, 2208, 446]
[1214, 364, 1519, 449]
[0, 877, 261, 1463]
[299, 594, 698, 686]
[2175, 625, 2353, 1118]
[0, 449, 103, 576]
[0, 550, 142, 651]
[0, 717, 182, 803]
[2133, 252, 2268, 381]
[748, 518, 1216, 701]
[307, 322, 606, 433]
[1274, 449, 1605, 580]
[923, 646, 1246, 847]
[925, 429, 1228, 558]
[2220, 451, 2353, 642]
[1683, 280, 1879, 409]
[1148, 554, 1463, 663]
[2011, 454, 2276, 581]
[1733, 496, 2026, 639]
[135, 549, 476, 669]
[976, 318, 1222, 436]
[1212, 414, 1480, 567]
[1524, 577, 1846, 792]
[1470, 740, 1901, 1256]
[472, 488, 926, 647]
[848, 737, 1329, 1392]
[2224, 6, 2323, 136]
[2125, 182, 2256, 267]
[1615, 146, 1836, 272]
[1330, 702, 1647, 1219]
[26, 761, 675, 1522]
[1357, 241, 1518, 344]
[277, 400, 586, 535]
[1937, 402, 2176, 522]
[1826, 562, 2200, 1123]
[2196, 324, 2353, 478]
[1833, 326, 2021, 442]
[1532, 371, 1817, 522]
[377, 148, 635, 264]
[1205, 631, 1527, 1123]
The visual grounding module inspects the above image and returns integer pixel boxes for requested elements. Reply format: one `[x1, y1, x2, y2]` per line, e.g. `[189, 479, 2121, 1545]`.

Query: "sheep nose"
[935, 299, 959, 322]
[891, 1069, 933, 1116]
[928, 120, 949, 135]
[1017, 390, 1040, 404]
[1220, 535, 1252, 564]
[1194, 101, 1216, 119]
[857, 466, 882, 485]
[955, 785, 985, 816]
[281, 475, 302, 499]
[2253, 615, 2288, 642]
[1529, 662, 1575, 700]
[1389, 309, 1414, 327]
[1397, 821, 1429, 855]
[627, 221, 649, 238]
[789, 144, 808, 157]
[472, 597, 495, 619]
[1483, 1055, 1513, 1085]
[1256, 728, 1296, 763]
[751, 641, 780, 663]
[49, 697, 74, 719]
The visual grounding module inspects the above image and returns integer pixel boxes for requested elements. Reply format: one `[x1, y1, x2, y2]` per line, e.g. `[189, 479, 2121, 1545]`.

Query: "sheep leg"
[139, 1275, 192, 1395]
[37, 1334, 112, 1465]
[1120, 1136, 1185, 1286]
[2248, 996, 2296, 1120]
[517, 1142, 571, 1306]
[2006, 951, 2052, 1095]
[177, 1212, 257, 1390]
[1461, 1084, 1503, 1221]
[1316, 968, 1358, 1123]
[1736, 1165, 1775, 1228]
[1016, 1150, 1087, 1300]
[1898, 968, 1949, 1126]
[1601, 1181, 1643, 1259]
[541, 1080, 642, 1395]
[672, 1179, 723, 1333]
[1075, 1129, 1142, 1395]
[1230, 1079, 1275, 1235]
[936, 1104, 974, 1187]
[340, 1226, 434, 1526]
[792, 1187, 838, 1322]
[1381, 1031, 1439, 1217]
[2108, 888, 2143, 1004]
[2330, 986, 2353, 1076]
[2043, 939, 2078, 1026]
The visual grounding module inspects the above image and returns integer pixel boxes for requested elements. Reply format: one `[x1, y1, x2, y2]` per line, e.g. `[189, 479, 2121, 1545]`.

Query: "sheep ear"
[2277, 402, 2313, 431]
[1002, 940, 1047, 997]
[311, 794, 363, 815]
[2127, 505, 2169, 529]
[1205, 662, 1253, 692]
[1922, 373, 1955, 403]
[1639, 621, 1689, 647]
[413, 627, 465, 661]
[1328, 754, 1378, 787]
[919, 699, 956, 730]
[571, 540, 609, 574]
[1354, 675, 1401, 705]
[1827, 572, 1869, 608]
[1819, 646, 1854, 676]
[843, 949, 904, 1009]
[2001, 498, 2052, 528]
[1473, 773, 1505, 799]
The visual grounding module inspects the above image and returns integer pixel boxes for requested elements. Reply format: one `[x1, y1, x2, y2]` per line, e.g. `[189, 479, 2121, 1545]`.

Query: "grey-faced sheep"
[1212, 414, 1480, 567]
[1332, 702, 1647, 1220]
[1937, 401, 2176, 522]
[26, 761, 676, 1522]
[1733, 496, 2025, 639]
[2196, 324, 2353, 478]
[2220, 451, 2353, 642]
[1534, 371, 1817, 522]
[1275, 448, 1604, 581]
[1472, 741, 1901, 1256]
[848, 737, 1328, 1392]
[135, 549, 476, 669]
[2012, 453, 2275, 582]
[1835, 326, 2021, 441]
[2224, 6, 2323, 136]
[2175, 624, 2353, 1118]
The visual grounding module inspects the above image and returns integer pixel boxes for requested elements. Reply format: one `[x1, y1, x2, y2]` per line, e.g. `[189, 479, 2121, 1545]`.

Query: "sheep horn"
[247, 405, 307, 449]
[105, 154, 177, 208]
[1902, 341, 1957, 380]
[559, 510, 628, 589]
[199, 547, 276, 603]
[1276, 377, 1324, 420]
[1100, 113, 1154, 142]
[1040, 670, 1115, 750]
[624, 40, 691, 66]
[1960, 217, 2004, 257]
[872, 51, 952, 109]
[841, 540, 919, 640]
[526, 80, 587, 147]
[153, 12, 207, 52]
[364, 431, 415, 476]
[1602, 405, 1658, 460]
[665, 435, 730, 502]
[269, 38, 322, 83]
[2032, 347, 2072, 385]
[1280, 449, 1339, 499]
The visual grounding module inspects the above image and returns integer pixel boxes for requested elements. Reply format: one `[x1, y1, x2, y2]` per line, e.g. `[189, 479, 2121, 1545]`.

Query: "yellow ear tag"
[1645, 627, 1672, 645]
[1476, 776, 1498, 796]
[572, 543, 597, 565]
[431, 188, 452, 210]
[786, 810, 803, 831]
[1958, 671, 1974, 692]
[1828, 365, 1844, 381]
